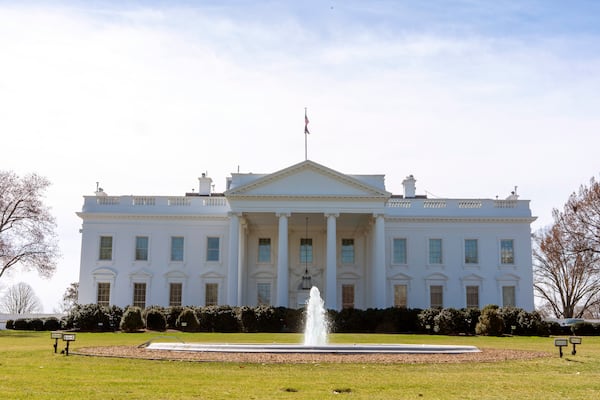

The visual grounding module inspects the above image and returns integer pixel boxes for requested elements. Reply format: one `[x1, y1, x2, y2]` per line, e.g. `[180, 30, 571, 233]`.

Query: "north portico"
[77, 159, 536, 311]
[225, 160, 391, 310]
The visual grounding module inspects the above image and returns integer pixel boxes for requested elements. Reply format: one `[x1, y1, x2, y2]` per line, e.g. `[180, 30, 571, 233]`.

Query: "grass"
[1, 330, 599, 399]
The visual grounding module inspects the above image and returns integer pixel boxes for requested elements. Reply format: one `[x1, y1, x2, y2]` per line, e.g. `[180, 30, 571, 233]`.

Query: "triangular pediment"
[226, 160, 391, 199]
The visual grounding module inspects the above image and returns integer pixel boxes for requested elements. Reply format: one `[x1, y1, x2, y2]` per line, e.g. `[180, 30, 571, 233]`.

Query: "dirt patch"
[75, 346, 549, 364]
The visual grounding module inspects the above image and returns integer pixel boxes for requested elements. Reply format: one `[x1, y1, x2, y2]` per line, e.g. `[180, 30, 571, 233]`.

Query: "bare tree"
[0, 171, 59, 280]
[59, 282, 79, 313]
[533, 176, 600, 318]
[0, 282, 42, 314]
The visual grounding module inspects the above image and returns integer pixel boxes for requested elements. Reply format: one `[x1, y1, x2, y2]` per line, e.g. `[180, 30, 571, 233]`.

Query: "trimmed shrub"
[499, 306, 522, 334]
[5, 319, 14, 330]
[176, 308, 200, 332]
[418, 308, 441, 333]
[165, 306, 183, 329]
[433, 308, 462, 335]
[196, 306, 240, 333]
[13, 318, 30, 330]
[254, 305, 280, 332]
[476, 305, 504, 336]
[517, 310, 545, 336]
[65, 304, 113, 331]
[28, 318, 44, 331]
[43, 317, 62, 331]
[120, 307, 145, 332]
[144, 308, 167, 331]
[571, 321, 599, 336]
[238, 306, 257, 333]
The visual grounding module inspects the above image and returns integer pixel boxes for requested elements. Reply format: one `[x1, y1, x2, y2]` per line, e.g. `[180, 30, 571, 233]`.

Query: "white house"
[77, 160, 536, 311]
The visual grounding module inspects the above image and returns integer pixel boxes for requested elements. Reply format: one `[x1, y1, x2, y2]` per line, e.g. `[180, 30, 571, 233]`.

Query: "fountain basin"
[145, 342, 480, 354]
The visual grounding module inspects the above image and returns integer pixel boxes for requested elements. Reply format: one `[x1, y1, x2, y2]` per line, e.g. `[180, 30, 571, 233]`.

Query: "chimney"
[402, 175, 416, 198]
[198, 173, 213, 196]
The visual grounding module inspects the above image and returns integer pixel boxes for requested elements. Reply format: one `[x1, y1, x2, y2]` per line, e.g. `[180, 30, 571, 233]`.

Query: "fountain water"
[303, 286, 328, 346]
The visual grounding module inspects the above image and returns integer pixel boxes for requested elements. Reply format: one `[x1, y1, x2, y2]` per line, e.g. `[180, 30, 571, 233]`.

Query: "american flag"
[304, 109, 310, 134]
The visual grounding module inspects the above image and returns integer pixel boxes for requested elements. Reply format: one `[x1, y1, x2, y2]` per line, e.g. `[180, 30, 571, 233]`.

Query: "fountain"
[145, 286, 480, 354]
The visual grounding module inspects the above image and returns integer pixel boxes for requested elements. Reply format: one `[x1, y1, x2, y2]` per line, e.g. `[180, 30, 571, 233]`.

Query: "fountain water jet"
[303, 286, 328, 346]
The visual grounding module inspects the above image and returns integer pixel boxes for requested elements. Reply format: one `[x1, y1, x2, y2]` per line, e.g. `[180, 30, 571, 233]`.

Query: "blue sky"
[1, 0, 599, 311]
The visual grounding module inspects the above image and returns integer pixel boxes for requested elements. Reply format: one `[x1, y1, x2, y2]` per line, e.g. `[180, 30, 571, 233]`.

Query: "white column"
[276, 212, 290, 307]
[372, 213, 386, 308]
[227, 212, 240, 306]
[326, 213, 338, 310]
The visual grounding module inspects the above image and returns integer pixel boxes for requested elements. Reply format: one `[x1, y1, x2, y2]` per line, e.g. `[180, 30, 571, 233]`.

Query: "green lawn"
[1, 330, 599, 399]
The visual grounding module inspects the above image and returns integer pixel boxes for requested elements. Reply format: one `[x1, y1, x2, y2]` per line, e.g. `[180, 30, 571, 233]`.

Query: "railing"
[133, 196, 155, 206]
[86, 195, 229, 211]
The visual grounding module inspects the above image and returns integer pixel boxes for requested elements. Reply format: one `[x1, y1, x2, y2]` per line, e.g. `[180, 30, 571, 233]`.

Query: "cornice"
[385, 216, 537, 224]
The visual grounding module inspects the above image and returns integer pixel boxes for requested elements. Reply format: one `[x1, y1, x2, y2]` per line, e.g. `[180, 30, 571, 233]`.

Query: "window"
[464, 239, 478, 264]
[258, 238, 271, 263]
[430, 285, 443, 308]
[466, 286, 479, 308]
[394, 284, 408, 308]
[342, 284, 355, 309]
[429, 239, 442, 264]
[133, 283, 146, 309]
[169, 283, 182, 307]
[393, 238, 407, 264]
[205, 283, 218, 306]
[341, 239, 355, 264]
[300, 238, 313, 264]
[207, 237, 220, 262]
[99, 236, 113, 261]
[135, 236, 149, 261]
[502, 286, 516, 307]
[257, 283, 271, 305]
[171, 236, 184, 262]
[97, 282, 110, 306]
[501, 239, 514, 264]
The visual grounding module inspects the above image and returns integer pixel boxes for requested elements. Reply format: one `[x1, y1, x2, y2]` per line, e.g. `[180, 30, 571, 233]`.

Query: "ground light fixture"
[554, 338, 568, 358]
[569, 336, 582, 355]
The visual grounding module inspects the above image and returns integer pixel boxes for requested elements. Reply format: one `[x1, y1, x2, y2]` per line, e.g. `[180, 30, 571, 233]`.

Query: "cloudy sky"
[2, 0, 599, 312]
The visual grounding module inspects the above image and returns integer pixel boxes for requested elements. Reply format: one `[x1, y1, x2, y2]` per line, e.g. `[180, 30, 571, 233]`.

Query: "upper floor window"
[341, 239, 355, 264]
[207, 237, 220, 262]
[429, 239, 442, 264]
[500, 239, 515, 264]
[464, 239, 478, 264]
[393, 238, 407, 264]
[99, 236, 113, 261]
[300, 238, 313, 264]
[135, 236, 149, 261]
[258, 238, 271, 263]
[171, 236, 184, 262]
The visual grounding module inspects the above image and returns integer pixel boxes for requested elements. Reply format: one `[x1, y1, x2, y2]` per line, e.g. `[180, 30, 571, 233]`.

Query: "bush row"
[5, 317, 62, 331]
[7, 304, 600, 336]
